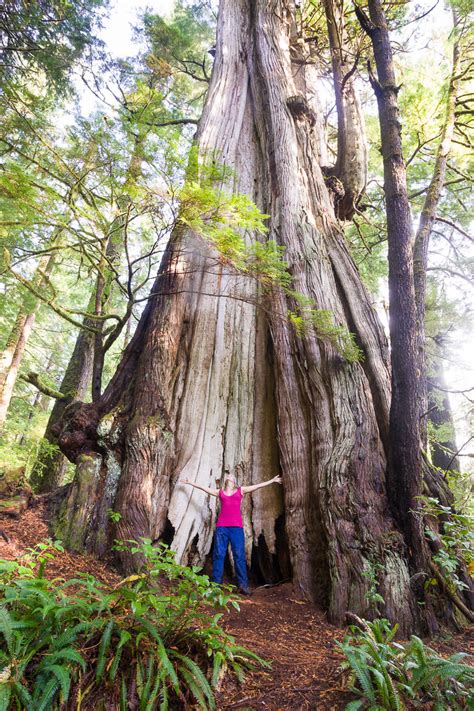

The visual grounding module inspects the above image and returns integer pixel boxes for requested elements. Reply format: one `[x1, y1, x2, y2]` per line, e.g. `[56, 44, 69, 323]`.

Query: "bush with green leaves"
[0, 539, 268, 710]
[341, 617, 474, 710]
[418, 495, 474, 594]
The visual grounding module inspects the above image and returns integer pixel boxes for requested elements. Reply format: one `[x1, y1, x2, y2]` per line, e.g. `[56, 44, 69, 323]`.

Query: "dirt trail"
[217, 584, 352, 710]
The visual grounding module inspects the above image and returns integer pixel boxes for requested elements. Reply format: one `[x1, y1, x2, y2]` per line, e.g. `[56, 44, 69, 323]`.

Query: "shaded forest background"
[0, 0, 473, 624]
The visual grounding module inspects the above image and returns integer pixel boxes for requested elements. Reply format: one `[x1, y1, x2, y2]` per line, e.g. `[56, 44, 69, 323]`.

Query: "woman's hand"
[272, 475, 282, 484]
[179, 479, 218, 496]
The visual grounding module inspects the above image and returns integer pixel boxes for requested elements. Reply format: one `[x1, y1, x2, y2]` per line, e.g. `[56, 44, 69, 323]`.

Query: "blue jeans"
[212, 526, 249, 589]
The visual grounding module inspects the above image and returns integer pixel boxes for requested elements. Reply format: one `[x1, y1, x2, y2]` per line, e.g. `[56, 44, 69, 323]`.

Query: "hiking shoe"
[238, 587, 251, 596]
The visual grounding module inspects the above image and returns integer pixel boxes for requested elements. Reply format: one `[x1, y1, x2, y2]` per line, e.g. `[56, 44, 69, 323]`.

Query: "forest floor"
[0, 504, 472, 711]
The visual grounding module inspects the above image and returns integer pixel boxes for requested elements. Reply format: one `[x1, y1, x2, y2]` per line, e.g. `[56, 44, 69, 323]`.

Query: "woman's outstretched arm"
[180, 479, 219, 497]
[241, 475, 282, 494]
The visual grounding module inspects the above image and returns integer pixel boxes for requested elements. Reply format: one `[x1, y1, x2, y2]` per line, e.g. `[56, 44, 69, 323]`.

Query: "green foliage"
[289, 303, 363, 363]
[361, 561, 385, 609]
[418, 495, 474, 592]
[179, 150, 363, 362]
[107, 508, 122, 523]
[0, 539, 268, 709]
[341, 617, 474, 710]
[0, 0, 107, 94]
[140, 1, 214, 105]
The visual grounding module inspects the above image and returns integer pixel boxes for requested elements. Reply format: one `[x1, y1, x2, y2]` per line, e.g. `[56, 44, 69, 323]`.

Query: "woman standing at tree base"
[181, 471, 282, 594]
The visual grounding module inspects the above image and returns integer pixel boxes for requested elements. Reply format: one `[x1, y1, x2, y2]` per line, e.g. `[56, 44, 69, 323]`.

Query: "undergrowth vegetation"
[0, 539, 268, 709]
[341, 617, 474, 711]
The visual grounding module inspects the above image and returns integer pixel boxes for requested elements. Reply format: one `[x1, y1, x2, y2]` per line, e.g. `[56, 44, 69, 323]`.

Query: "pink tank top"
[216, 487, 243, 527]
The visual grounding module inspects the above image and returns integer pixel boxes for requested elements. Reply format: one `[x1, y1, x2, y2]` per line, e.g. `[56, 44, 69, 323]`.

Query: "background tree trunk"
[427, 356, 460, 473]
[323, 0, 368, 219]
[413, 8, 461, 449]
[0, 250, 56, 431]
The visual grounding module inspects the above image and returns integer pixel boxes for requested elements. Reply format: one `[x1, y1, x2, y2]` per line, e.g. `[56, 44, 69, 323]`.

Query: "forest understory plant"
[418, 495, 474, 596]
[0, 540, 267, 710]
[340, 616, 474, 710]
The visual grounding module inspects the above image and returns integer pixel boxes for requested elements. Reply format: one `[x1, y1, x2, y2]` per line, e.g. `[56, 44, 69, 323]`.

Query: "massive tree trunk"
[52, 0, 467, 635]
[323, 0, 368, 219]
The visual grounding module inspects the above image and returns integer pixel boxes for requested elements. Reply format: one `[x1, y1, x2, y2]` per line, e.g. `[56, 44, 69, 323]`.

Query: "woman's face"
[224, 473, 236, 489]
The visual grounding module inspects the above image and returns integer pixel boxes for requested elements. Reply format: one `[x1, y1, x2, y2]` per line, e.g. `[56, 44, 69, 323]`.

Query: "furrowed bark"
[249, 0, 413, 627]
[323, 0, 368, 219]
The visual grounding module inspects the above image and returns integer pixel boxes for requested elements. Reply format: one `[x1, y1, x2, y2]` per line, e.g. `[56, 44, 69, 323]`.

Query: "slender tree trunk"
[92, 135, 143, 401]
[359, 0, 432, 617]
[357, 0, 472, 631]
[413, 9, 461, 448]
[52, 0, 466, 635]
[323, 0, 368, 219]
[0, 251, 56, 431]
[427, 355, 460, 473]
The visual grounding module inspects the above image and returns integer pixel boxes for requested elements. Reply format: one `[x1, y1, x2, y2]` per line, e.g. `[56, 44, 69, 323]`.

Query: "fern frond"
[95, 619, 114, 682]
[0, 607, 13, 654]
[172, 652, 214, 708]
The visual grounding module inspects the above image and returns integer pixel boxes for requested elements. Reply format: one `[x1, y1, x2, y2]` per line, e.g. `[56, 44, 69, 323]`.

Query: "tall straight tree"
[53, 0, 470, 635]
[355, 0, 427, 570]
[357, 0, 472, 624]
[413, 8, 462, 449]
[323, 0, 368, 219]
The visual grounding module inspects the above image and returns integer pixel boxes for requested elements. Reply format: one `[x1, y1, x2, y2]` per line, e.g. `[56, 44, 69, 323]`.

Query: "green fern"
[0, 608, 13, 654]
[341, 618, 474, 711]
[95, 619, 114, 682]
[41, 663, 71, 701]
[0, 538, 267, 709]
[0, 685, 11, 711]
[36, 677, 59, 711]
[173, 652, 215, 709]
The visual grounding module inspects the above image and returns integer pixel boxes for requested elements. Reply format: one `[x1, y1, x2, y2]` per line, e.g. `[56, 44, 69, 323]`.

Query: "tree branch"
[20, 372, 70, 401]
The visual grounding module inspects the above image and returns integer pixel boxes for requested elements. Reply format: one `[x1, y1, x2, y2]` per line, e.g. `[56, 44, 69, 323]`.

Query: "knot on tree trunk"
[286, 94, 316, 127]
[321, 166, 346, 214]
[52, 401, 101, 463]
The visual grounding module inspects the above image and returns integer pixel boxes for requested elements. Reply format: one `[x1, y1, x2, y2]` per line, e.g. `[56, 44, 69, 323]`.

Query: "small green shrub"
[0, 539, 268, 709]
[340, 617, 474, 710]
[418, 495, 474, 594]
